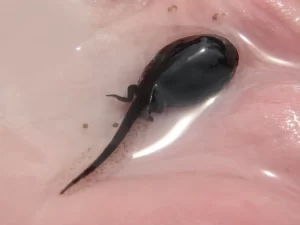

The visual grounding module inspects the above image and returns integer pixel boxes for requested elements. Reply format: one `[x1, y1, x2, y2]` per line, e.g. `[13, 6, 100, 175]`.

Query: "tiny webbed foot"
[141, 112, 154, 122]
[147, 115, 154, 122]
[106, 84, 138, 102]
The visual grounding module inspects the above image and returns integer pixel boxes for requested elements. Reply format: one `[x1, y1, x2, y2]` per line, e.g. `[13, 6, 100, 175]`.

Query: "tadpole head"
[151, 34, 239, 106]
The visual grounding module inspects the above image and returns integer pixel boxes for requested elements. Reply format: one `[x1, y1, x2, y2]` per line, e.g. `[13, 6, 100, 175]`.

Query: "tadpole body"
[60, 34, 239, 194]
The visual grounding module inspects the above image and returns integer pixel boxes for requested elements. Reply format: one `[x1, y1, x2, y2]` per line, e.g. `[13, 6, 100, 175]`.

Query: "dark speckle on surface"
[82, 123, 89, 129]
[212, 12, 227, 21]
[112, 122, 119, 128]
[212, 13, 218, 20]
[168, 5, 178, 12]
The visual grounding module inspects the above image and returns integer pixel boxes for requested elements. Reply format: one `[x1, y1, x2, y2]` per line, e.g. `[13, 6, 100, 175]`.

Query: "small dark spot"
[285, 167, 290, 173]
[87, 147, 91, 152]
[112, 122, 119, 128]
[212, 13, 218, 21]
[168, 4, 178, 12]
[212, 12, 227, 21]
[82, 123, 89, 129]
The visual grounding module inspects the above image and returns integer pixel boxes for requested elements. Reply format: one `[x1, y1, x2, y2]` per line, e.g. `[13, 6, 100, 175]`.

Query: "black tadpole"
[60, 34, 239, 194]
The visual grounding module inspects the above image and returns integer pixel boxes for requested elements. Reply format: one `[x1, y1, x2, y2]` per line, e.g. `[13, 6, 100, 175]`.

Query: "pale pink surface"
[0, 0, 300, 224]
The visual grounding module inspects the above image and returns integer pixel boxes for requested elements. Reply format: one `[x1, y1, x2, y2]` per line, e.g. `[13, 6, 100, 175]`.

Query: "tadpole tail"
[59, 146, 116, 194]
[60, 99, 143, 195]
[60, 169, 90, 195]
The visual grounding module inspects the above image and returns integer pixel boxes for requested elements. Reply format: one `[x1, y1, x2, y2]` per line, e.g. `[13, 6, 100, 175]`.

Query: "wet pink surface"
[0, 0, 300, 224]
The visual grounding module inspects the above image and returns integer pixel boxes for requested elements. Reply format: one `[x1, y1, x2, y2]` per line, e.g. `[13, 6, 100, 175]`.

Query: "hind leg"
[106, 84, 138, 102]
